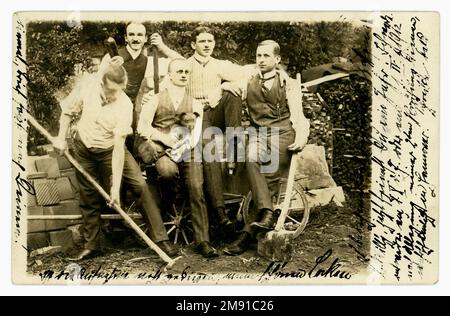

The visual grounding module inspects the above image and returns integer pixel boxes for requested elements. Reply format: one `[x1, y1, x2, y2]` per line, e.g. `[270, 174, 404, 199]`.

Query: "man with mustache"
[103, 22, 181, 152]
[224, 40, 310, 256]
[137, 58, 219, 258]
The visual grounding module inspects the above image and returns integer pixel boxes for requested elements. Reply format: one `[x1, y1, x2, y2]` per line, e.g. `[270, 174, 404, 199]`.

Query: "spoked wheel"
[242, 182, 310, 239]
[279, 182, 310, 238]
[164, 199, 193, 245]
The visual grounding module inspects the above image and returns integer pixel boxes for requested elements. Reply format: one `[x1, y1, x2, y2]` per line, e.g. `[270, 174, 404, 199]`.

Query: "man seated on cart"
[136, 58, 219, 258]
[224, 40, 310, 256]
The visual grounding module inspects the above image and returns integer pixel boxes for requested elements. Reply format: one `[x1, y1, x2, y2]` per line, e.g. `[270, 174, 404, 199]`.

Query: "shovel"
[27, 114, 179, 268]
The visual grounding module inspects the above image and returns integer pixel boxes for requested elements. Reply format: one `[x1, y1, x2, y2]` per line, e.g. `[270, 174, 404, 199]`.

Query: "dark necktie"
[260, 75, 276, 98]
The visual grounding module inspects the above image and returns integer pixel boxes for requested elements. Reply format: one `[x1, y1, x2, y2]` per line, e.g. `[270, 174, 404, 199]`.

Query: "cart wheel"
[126, 198, 193, 246]
[164, 198, 193, 245]
[282, 182, 310, 239]
[242, 183, 310, 239]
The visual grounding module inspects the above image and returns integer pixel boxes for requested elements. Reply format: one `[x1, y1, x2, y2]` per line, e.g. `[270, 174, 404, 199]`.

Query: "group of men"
[53, 22, 310, 261]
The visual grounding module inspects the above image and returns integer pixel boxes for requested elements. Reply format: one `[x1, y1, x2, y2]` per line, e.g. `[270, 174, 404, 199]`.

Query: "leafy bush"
[27, 23, 91, 150]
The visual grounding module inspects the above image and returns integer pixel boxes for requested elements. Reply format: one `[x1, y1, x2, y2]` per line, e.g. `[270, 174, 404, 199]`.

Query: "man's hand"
[288, 135, 307, 152]
[109, 185, 121, 208]
[150, 33, 166, 50]
[222, 81, 243, 97]
[52, 137, 67, 156]
[109, 56, 124, 68]
[141, 92, 154, 106]
[160, 133, 177, 148]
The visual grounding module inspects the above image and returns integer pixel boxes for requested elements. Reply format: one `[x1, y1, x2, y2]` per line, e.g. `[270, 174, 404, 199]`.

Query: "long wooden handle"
[274, 152, 299, 231]
[153, 46, 159, 94]
[27, 114, 176, 267]
[274, 74, 303, 232]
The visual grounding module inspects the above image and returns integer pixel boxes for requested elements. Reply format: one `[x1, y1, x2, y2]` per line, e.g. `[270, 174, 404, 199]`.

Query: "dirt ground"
[27, 191, 370, 282]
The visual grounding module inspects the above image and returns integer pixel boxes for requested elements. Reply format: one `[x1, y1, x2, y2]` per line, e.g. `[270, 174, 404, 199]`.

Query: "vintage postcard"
[12, 11, 439, 285]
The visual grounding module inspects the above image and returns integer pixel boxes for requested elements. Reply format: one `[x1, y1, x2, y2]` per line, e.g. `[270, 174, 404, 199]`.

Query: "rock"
[257, 230, 295, 262]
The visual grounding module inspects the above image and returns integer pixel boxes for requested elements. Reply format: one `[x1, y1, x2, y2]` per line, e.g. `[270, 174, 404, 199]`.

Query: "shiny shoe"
[223, 232, 251, 256]
[250, 209, 276, 230]
[67, 249, 102, 262]
[196, 241, 219, 258]
[157, 240, 179, 257]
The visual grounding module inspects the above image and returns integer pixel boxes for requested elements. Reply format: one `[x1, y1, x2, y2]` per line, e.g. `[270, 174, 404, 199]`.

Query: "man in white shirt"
[185, 26, 247, 230]
[53, 57, 178, 260]
[137, 58, 219, 258]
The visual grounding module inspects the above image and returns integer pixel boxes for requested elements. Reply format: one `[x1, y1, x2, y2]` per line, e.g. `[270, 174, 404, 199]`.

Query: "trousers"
[201, 91, 242, 210]
[73, 136, 169, 250]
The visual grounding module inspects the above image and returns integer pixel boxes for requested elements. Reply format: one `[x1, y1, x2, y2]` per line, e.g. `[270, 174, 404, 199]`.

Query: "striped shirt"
[60, 73, 133, 149]
[186, 53, 244, 108]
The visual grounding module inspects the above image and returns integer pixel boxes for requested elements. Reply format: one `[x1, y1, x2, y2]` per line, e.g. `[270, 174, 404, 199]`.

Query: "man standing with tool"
[53, 56, 178, 261]
[137, 58, 219, 258]
[104, 22, 181, 152]
[224, 40, 310, 256]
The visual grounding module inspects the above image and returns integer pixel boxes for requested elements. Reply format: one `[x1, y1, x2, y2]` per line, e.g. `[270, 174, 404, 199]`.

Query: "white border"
[3, 0, 449, 296]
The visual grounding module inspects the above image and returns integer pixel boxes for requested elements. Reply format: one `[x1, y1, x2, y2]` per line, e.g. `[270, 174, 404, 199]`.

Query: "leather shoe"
[251, 209, 275, 230]
[68, 249, 101, 262]
[223, 232, 251, 256]
[217, 208, 233, 228]
[196, 241, 219, 258]
[157, 240, 179, 257]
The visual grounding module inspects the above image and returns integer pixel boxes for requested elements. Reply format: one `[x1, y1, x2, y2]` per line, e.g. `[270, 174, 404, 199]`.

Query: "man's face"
[169, 60, 190, 87]
[256, 44, 281, 74]
[125, 23, 147, 52]
[191, 32, 215, 58]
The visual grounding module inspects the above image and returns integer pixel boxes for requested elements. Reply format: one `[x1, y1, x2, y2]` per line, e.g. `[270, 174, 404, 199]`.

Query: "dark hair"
[257, 40, 281, 56]
[191, 26, 214, 43]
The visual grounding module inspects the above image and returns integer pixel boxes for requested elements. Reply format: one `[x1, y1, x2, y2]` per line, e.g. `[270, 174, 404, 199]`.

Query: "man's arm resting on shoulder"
[150, 33, 183, 60]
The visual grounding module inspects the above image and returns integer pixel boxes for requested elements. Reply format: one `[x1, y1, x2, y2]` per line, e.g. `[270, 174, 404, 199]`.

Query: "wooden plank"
[303, 73, 350, 88]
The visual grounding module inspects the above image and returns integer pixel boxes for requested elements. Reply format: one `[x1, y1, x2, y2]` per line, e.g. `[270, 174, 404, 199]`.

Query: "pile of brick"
[27, 147, 82, 253]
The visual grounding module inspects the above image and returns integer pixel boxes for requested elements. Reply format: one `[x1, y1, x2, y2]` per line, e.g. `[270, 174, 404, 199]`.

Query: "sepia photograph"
[11, 11, 439, 285]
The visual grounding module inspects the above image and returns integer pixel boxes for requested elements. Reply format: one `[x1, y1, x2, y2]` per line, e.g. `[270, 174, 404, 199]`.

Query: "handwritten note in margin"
[370, 12, 439, 283]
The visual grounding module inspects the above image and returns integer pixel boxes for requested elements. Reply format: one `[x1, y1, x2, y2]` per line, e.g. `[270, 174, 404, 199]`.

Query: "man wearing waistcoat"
[224, 40, 310, 256]
[137, 58, 219, 258]
[108, 22, 181, 152]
